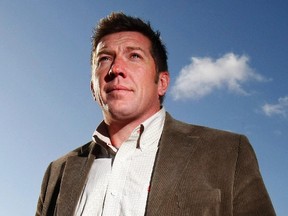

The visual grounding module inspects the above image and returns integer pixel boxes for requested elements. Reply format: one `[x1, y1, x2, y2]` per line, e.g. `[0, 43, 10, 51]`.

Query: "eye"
[95, 55, 113, 67]
[99, 56, 111, 62]
[130, 53, 142, 59]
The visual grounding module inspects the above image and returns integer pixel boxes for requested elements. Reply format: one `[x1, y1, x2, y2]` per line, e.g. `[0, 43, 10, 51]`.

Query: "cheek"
[93, 83, 106, 106]
[91, 77, 102, 97]
[92, 70, 104, 87]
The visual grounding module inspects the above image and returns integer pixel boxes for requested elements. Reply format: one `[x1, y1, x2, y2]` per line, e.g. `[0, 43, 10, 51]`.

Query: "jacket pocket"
[175, 189, 221, 216]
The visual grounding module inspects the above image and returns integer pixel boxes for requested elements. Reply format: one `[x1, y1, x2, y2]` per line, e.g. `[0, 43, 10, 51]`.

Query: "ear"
[90, 80, 96, 101]
[157, 72, 170, 96]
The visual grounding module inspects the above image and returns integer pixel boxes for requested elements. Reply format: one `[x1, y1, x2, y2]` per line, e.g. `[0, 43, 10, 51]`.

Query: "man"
[36, 12, 275, 215]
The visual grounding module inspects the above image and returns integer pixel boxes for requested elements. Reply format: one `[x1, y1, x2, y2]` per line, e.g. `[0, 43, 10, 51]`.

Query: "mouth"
[105, 85, 132, 94]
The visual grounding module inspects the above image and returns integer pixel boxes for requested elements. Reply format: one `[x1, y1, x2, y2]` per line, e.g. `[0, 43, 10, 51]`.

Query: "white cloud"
[171, 53, 267, 100]
[262, 96, 288, 117]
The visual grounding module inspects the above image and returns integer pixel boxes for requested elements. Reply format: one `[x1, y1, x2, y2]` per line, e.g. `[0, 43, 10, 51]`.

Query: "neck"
[104, 109, 161, 148]
[107, 122, 137, 148]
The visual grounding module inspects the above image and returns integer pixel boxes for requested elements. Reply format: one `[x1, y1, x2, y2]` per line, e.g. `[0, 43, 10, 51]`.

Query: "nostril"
[105, 71, 115, 82]
[108, 68, 115, 77]
[108, 66, 126, 78]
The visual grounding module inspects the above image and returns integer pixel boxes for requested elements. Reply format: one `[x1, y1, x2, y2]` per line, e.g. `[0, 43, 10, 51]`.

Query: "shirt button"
[110, 191, 117, 196]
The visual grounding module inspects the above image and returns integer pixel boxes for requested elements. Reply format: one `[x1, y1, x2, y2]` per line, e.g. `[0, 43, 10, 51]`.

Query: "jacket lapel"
[146, 113, 202, 215]
[56, 143, 97, 215]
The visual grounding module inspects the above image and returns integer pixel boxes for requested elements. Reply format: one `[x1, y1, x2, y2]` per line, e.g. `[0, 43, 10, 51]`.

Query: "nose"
[108, 59, 126, 78]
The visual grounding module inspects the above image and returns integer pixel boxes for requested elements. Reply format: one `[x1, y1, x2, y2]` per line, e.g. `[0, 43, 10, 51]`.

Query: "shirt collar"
[92, 121, 118, 153]
[92, 107, 166, 152]
[138, 107, 166, 150]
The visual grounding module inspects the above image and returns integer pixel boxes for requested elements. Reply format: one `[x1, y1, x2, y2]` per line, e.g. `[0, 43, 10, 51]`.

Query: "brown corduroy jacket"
[36, 113, 275, 216]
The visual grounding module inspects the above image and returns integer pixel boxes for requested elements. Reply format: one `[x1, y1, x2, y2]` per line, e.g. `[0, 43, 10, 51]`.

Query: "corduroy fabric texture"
[36, 113, 275, 216]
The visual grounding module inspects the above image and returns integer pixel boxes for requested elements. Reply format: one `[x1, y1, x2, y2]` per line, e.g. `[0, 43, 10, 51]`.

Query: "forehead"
[96, 31, 152, 53]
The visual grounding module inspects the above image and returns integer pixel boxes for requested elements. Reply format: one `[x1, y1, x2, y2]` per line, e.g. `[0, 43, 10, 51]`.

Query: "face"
[91, 31, 169, 125]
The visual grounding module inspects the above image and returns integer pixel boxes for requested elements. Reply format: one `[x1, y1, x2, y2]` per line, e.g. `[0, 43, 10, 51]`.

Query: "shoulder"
[165, 112, 243, 137]
[164, 112, 249, 149]
[48, 141, 95, 172]
[163, 112, 256, 168]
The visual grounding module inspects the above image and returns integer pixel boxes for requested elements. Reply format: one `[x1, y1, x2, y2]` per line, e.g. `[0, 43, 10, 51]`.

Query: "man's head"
[90, 12, 170, 125]
[91, 12, 168, 80]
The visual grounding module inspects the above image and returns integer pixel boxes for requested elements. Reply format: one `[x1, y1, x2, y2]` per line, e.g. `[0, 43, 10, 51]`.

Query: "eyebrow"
[96, 46, 149, 59]
[96, 47, 113, 56]
[126, 46, 144, 51]
[126, 46, 149, 56]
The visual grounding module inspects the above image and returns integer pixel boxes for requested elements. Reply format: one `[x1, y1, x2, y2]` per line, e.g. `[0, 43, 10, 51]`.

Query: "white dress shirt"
[75, 108, 166, 216]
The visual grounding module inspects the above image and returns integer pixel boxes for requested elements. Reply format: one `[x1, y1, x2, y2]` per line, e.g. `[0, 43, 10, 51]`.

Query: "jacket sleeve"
[233, 135, 276, 215]
[36, 163, 52, 216]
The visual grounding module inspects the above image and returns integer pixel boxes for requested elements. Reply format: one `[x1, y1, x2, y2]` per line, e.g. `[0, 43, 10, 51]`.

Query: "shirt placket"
[102, 132, 139, 216]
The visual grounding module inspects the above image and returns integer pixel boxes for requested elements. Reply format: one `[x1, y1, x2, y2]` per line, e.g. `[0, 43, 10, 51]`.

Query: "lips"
[105, 84, 132, 93]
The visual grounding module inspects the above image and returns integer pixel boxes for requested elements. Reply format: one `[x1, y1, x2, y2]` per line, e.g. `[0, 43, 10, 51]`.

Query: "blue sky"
[1, 1, 287, 215]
